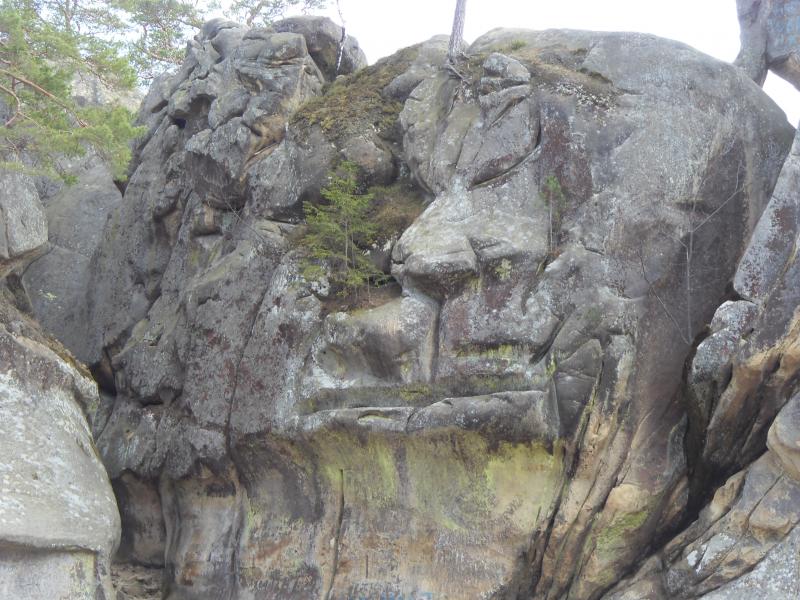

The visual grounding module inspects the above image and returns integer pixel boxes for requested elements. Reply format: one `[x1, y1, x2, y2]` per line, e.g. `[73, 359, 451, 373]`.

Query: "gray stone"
[0, 306, 119, 599]
[61, 25, 796, 600]
[0, 169, 47, 270]
[735, 126, 800, 300]
[736, 0, 800, 89]
[23, 157, 121, 360]
[274, 16, 367, 81]
[700, 526, 800, 599]
[480, 52, 531, 92]
[383, 36, 449, 101]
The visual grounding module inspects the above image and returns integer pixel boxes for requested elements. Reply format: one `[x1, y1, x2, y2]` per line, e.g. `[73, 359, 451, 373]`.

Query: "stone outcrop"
[0, 169, 47, 278]
[607, 114, 800, 600]
[0, 119, 121, 597]
[736, 0, 800, 89]
[0, 294, 120, 599]
[21, 153, 123, 364]
[689, 124, 800, 494]
[49, 15, 799, 599]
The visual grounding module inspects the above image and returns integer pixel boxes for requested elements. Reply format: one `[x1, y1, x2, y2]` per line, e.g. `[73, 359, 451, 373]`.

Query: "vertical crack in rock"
[324, 468, 346, 600]
[225, 280, 274, 455]
[429, 299, 442, 382]
[521, 363, 604, 597]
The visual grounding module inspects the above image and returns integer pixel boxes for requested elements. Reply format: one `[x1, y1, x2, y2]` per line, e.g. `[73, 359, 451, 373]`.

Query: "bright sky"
[318, 0, 799, 125]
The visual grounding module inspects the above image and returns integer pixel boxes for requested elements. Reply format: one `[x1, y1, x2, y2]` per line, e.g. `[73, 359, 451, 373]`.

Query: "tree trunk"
[448, 0, 468, 62]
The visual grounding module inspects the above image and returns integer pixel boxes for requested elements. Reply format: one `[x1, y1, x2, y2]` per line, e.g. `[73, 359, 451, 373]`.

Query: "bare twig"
[638, 247, 690, 345]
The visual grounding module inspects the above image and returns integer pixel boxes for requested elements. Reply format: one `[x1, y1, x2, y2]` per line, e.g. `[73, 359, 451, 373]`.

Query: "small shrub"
[543, 175, 566, 257]
[300, 162, 386, 299]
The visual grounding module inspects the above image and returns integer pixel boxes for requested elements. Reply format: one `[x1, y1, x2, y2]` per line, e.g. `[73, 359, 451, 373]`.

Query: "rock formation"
[21, 14, 791, 599]
[606, 124, 800, 599]
[736, 0, 800, 89]
[7, 12, 800, 600]
[0, 170, 120, 599]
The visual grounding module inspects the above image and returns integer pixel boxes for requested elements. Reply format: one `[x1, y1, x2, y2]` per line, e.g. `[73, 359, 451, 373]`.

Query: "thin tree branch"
[693, 163, 744, 233]
[0, 68, 87, 126]
[638, 247, 690, 345]
[0, 82, 21, 127]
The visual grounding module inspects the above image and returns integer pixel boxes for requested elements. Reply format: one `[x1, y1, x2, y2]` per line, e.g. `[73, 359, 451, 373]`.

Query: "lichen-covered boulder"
[41, 21, 795, 600]
[0, 300, 120, 600]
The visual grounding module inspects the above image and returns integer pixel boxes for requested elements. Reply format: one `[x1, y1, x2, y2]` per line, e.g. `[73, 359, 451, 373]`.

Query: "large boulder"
[0, 299, 120, 599]
[273, 15, 367, 80]
[22, 154, 123, 363]
[52, 22, 794, 600]
[736, 0, 800, 89]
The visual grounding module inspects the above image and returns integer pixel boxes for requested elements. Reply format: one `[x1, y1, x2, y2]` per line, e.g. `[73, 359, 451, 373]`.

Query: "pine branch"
[0, 67, 87, 126]
[0, 81, 21, 127]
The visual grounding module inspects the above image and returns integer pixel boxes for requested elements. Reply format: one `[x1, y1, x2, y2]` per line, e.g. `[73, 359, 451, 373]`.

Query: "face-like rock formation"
[38, 17, 795, 600]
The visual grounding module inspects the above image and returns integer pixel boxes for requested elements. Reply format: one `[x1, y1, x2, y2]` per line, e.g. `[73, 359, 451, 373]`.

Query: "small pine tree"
[0, 0, 141, 180]
[543, 175, 566, 257]
[301, 162, 385, 298]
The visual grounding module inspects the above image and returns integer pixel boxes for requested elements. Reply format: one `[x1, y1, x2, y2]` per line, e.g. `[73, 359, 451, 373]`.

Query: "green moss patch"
[367, 179, 427, 245]
[292, 45, 421, 146]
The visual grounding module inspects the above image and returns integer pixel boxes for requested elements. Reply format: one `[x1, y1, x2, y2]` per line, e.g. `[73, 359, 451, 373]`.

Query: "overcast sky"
[316, 0, 799, 125]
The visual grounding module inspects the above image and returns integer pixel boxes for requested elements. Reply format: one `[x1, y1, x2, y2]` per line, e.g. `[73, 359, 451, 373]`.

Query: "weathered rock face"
[0, 169, 47, 277]
[0, 107, 122, 596]
[0, 298, 120, 599]
[689, 125, 800, 495]
[21, 153, 123, 364]
[736, 0, 800, 89]
[606, 116, 800, 600]
[41, 17, 796, 600]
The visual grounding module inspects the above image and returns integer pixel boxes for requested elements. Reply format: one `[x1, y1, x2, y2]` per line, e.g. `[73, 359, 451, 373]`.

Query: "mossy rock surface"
[292, 45, 421, 147]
